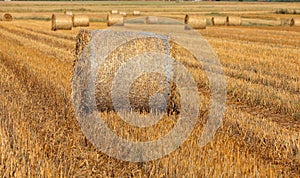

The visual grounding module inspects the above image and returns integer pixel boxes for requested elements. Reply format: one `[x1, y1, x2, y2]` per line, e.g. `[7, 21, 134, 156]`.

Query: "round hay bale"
[73, 30, 206, 114]
[73, 15, 89, 27]
[226, 16, 241, 26]
[119, 11, 127, 17]
[286, 9, 296, 14]
[64, 11, 73, 16]
[280, 18, 291, 26]
[107, 14, 124, 26]
[1, 13, 13, 21]
[184, 15, 206, 30]
[51, 14, 72, 31]
[281, 9, 288, 14]
[211, 16, 226, 26]
[290, 18, 300, 26]
[111, 10, 119, 14]
[275, 8, 284, 14]
[133, 10, 141, 16]
[296, 10, 300, 14]
[145, 16, 158, 24]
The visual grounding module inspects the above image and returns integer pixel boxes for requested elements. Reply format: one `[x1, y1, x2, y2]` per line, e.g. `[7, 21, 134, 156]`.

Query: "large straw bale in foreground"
[73, 15, 89, 27]
[1, 13, 13, 21]
[51, 14, 72, 31]
[73, 30, 204, 114]
[107, 14, 124, 26]
[184, 15, 206, 29]
[275, 8, 296, 14]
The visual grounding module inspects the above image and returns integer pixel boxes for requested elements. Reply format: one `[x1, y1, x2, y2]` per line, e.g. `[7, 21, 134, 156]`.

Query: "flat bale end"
[1, 13, 13, 21]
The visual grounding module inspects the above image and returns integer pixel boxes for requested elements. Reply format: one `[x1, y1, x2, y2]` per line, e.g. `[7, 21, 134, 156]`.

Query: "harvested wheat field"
[0, 1, 299, 177]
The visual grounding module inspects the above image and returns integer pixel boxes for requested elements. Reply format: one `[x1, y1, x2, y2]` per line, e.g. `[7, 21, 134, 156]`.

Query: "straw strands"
[275, 8, 297, 14]
[73, 30, 190, 113]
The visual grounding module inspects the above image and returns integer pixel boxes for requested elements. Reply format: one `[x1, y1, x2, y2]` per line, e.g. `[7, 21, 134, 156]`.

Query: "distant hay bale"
[1, 13, 13, 21]
[184, 15, 206, 30]
[64, 11, 73, 16]
[276, 8, 297, 14]
[243, 18, 281, 26]
[51, 14, 72, 31]
[73, 30, 205, 114]
[145, 16, 158, 24]
[73, 15, 89, 27]
[111, 10, 119, 14]
[107, 13, 124, 26]
[275, 8, 288, 14]
[275, 8, 284, 14]
[286, 9, 296, 14]
[296, 10, 300, 14]
[133, 10, 141, 16]
[226, 16, 241, 26]
[119, 11, 127, 17]
[280, 18, 291, 26]
[211, 16, 226, 26]
[290, 18, 300, 26]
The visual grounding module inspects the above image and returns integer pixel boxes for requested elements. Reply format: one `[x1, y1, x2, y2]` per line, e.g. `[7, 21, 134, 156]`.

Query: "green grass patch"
[204, 12, 226, 16]
[15, 17, 51, 21]
[90, 18, 106, 22]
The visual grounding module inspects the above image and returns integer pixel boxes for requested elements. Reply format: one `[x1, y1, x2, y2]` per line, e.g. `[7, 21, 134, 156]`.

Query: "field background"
[0, 1, 299, 177]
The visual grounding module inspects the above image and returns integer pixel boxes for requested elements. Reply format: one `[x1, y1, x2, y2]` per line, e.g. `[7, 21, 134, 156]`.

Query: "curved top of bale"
[74, 29, 91, 69]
